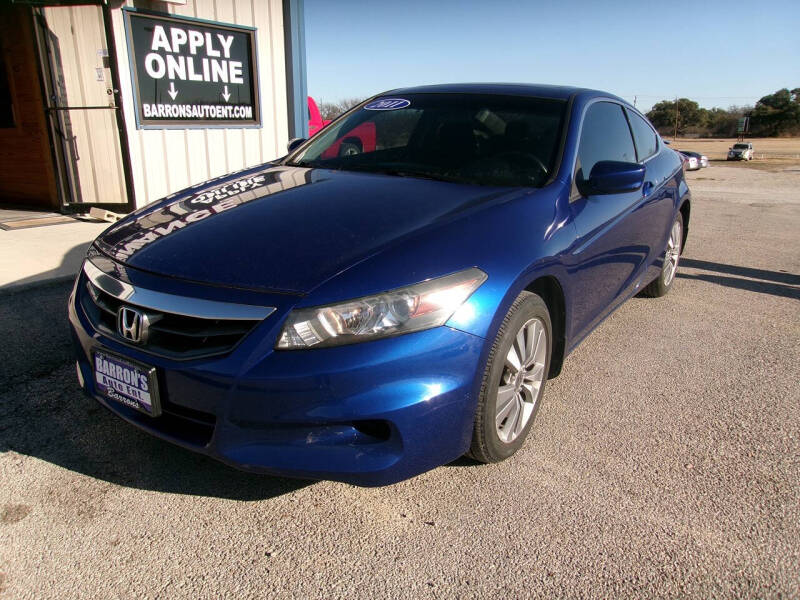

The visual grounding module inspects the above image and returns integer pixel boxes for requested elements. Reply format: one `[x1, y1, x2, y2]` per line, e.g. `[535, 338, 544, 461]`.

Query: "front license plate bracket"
[92, 350, 162, 417]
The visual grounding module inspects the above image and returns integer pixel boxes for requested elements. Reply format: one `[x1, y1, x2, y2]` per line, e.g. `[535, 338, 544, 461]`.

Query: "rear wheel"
[338, 141, 362, 157]
[468, 291, 551, 463]
[641, 212, 683, 298]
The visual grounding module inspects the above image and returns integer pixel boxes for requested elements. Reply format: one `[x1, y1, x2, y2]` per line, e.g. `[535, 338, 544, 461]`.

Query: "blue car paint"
[97, 167, 519, 294]
[69, 84, 690, 486]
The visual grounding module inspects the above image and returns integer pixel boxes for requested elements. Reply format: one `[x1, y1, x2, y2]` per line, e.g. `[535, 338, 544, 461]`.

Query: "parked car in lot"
[319, 120, 377, 158]
[305, 96, 377, 156]
[679, 150, 708, 169]
[728, 142, 754, 160]
[679, 152, 700, 171]
[69, 84, 690, 486]
[307, 96, 331, 137]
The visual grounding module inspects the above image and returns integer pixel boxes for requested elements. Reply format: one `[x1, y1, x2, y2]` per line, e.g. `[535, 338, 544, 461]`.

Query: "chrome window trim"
[83, 259, 276, 321]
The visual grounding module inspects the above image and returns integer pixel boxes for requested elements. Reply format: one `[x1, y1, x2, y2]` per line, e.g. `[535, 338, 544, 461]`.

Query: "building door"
[34, 3, 133, 211]
[0, 4, 59, 209]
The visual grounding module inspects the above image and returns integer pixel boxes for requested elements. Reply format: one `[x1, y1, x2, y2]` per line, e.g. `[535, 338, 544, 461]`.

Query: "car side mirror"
[585, 161, 645, 195]
[287, 137, 306, 153]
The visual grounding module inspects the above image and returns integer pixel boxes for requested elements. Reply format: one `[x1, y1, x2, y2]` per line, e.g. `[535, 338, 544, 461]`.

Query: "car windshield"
[285, 93, 567, 187]
[734, 144, 749, 149]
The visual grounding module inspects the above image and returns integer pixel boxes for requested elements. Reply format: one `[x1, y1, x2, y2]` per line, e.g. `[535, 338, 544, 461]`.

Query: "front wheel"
[468, 292, 551, 463]
[641, 212, 683, 298]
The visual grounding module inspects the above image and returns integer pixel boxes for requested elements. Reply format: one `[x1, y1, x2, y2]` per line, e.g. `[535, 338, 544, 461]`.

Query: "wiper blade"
[375, 169, 461, 183]
[284, 162, 461, 183]
[284, 160, 321, 168]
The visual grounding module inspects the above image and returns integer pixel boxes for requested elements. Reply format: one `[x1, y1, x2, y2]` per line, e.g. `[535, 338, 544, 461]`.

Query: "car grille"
[80, 277, 263, 360]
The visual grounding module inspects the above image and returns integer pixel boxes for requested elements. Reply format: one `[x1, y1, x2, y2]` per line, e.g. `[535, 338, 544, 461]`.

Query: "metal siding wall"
[111, 0, 289, 208]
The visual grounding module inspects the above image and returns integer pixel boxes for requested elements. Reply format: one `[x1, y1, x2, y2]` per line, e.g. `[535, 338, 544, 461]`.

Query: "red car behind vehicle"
[308, 96, 376, 158]
[307, 96, 330, 137]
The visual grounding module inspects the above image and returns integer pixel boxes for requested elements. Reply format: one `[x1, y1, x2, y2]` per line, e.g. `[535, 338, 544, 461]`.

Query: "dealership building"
[0, 0, 308, 213]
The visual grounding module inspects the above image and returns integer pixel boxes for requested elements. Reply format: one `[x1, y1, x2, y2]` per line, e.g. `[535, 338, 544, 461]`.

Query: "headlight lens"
[276, 268, 487, 349]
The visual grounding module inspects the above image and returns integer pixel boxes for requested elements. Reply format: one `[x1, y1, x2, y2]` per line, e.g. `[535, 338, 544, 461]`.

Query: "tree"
[646, 98, 707, 136]
[751, 88, 800, 136]
[317, 97, 365, 121]
[706, 105, 752, 137]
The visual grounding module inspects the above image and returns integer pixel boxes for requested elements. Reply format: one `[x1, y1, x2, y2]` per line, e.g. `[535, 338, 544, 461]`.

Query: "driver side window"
[575, 102, 636, 186]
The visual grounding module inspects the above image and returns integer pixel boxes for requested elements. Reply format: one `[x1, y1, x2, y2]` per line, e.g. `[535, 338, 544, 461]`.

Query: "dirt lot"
[0, 164, 798, 599]
[672, 137, 800, 168]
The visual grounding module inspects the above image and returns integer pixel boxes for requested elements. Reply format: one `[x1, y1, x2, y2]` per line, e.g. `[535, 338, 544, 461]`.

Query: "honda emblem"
[117, 306, 149, 344]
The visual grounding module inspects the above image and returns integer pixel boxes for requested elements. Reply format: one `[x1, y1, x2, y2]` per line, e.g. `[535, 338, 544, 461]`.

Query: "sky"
[305, 0, 799, 113]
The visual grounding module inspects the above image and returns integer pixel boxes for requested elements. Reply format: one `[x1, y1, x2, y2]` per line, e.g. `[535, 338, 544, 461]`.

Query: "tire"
[641, 212, 683, 298]
[468, 291, 552, 463]
[338, 141, 362, 157]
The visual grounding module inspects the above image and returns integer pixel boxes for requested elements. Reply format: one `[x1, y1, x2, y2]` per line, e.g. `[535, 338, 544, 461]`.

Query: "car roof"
[380, 83, 629, 104]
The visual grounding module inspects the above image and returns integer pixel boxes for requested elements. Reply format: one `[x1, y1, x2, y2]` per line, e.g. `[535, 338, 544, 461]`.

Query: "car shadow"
[676, 272, 799, 300]
[0, 280, 310, 501]
[676, 258, 800, 301]
[680, 258, 800, 286]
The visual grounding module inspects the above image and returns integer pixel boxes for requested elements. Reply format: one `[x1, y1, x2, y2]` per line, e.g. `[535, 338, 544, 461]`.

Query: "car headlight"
[276, 268, 487, 349]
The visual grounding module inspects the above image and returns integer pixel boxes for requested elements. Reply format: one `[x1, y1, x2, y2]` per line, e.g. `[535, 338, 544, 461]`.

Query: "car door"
[567, 101, 654, 344]
[624, 107, 676, 284]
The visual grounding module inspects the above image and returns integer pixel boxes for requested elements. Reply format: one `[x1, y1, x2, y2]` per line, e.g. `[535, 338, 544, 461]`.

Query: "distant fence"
[755, 153, 800, 159]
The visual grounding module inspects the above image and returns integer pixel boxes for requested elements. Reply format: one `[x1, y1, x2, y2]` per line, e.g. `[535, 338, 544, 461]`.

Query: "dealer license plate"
[92, 350, 161, 417]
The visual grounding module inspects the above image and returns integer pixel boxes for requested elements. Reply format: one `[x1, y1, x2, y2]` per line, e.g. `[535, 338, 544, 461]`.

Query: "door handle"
[71, 135, 80, 161]
[642, 181, 654, 196]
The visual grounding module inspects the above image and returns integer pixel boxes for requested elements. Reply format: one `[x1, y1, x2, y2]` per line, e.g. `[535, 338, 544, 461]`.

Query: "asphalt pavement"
[0, 165, 798, 598]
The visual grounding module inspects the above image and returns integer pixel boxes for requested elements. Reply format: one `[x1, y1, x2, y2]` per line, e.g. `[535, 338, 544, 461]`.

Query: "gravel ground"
[1, 165, 798, 599]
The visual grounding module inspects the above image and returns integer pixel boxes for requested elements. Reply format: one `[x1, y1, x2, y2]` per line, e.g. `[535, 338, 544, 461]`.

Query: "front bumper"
[68, 269, 487, 486]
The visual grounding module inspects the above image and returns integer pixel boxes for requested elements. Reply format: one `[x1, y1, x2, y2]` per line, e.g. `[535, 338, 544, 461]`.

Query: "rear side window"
[627, 110, 658, 161]
[576, 102, 635, 182]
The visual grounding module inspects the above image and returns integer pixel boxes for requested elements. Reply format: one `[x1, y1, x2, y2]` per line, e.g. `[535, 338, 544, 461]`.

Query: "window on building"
[0, 55, 16, 129]
[0, 54, 15, 128]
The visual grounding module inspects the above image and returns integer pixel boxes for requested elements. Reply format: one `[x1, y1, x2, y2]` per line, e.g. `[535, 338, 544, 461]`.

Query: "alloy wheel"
[663, 219, 682, 286]
[495, 317, 547, 443]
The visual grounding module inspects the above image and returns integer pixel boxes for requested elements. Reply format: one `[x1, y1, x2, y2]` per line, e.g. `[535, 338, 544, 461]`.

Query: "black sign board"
[123, 10, 260, 128]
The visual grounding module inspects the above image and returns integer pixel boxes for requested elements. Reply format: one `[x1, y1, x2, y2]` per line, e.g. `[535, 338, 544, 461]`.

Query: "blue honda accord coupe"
[69, 84, 690, 486]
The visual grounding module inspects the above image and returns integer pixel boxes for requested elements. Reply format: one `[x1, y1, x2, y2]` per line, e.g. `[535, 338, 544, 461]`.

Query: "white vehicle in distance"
[679, 152, 700, 171]
[727, 142, 754, 161]
[679, 150, 708, 169]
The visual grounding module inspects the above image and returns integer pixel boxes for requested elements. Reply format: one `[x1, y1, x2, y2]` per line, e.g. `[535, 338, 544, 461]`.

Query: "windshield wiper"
[283, 161, 463, 184]
[284, 159, 319, 168]
[369, 168, 463, 183]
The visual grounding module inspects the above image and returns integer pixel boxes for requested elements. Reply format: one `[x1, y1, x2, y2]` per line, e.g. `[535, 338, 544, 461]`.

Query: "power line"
[619, 94, 760, 99]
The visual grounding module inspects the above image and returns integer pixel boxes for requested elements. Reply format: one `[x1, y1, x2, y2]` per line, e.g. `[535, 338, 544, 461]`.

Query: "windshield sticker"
[364, 98, 411, 111]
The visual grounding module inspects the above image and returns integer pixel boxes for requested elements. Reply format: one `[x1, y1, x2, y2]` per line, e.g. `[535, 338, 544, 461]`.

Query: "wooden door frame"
[29, 0, 136, 213]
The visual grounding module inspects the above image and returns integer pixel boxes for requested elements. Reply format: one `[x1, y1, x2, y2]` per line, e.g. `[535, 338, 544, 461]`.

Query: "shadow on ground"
[2, 241, 90, 290]
[0, 280, 309, 501]
[680, 258, 800, 286]
[678, 258, 800, 300]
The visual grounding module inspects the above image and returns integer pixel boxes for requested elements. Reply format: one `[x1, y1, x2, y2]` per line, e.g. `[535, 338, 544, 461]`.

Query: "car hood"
[96, 165, 515, 294]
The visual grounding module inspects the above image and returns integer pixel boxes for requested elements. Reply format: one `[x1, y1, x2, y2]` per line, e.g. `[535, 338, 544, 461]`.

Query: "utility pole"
[673, 96, 679, 141]
[633, 95, 637, 108]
